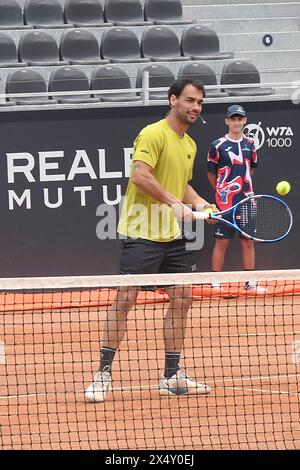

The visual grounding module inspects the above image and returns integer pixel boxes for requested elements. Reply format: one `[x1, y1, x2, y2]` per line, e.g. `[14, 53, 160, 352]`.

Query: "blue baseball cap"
[226, 104, 246, 118]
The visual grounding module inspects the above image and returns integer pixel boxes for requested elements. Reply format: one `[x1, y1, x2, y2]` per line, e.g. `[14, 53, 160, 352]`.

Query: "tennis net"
[1, 270, 300, 450]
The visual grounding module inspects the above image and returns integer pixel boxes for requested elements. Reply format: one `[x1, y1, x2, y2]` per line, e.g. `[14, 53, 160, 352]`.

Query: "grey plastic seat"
[0, 0, 31, 30]
[104, 0, 152, 26]
[91, 65, 140, 102]
[144, 0, 194, 25]
[0, 77, 16, 106]
[221, 61, 274, 96]
[6, 68, 58, 105]
[141, 26, 190, 62]
[60, 29, 109, 65]
[101, 27, 149, 63]
[49, 66, 99, 104]
[181, 25, 234, 60]
[64, 0, 112, 28]
[19, 31, 65, 66]
[178, 62, 227, 98]
[24, 0, 72, 29]
[136, 63, 175, 100]
[0, 33, 27, 68]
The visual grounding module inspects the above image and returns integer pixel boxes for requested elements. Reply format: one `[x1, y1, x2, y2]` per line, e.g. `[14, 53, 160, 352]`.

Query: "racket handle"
[193, 211, 210, 220]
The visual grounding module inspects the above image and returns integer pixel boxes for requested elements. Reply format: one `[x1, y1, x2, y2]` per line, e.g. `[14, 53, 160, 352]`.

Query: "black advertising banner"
[0, 101, 299, 276]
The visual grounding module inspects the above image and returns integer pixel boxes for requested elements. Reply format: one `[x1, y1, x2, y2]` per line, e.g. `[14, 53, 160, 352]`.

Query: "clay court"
[1, 280, 300, 450]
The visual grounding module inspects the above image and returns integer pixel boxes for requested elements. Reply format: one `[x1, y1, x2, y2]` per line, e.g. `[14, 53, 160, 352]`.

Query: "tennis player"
[85, 79, 216, 402]
[207, 104, 266, 292]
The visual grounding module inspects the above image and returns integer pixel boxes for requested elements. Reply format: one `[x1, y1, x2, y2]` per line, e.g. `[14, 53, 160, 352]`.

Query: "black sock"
[164, 352, 181, 378]
[99, 347, 117, 372]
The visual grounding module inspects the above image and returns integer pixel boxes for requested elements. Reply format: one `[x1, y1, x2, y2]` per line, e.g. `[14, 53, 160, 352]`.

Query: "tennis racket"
[194, 195, 293, 242]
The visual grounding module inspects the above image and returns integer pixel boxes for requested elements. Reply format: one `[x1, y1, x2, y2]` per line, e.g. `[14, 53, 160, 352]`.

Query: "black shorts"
[119, 237, 197, 274]
[214, 212, 245, 240]
[214, 220, 240, 239]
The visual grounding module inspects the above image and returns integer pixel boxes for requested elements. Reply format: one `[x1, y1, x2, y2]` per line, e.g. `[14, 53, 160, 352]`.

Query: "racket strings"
[235, 197, 292, 241]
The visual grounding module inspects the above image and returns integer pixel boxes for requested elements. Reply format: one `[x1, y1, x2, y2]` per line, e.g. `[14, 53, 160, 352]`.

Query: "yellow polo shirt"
[117, 119, 197, 242]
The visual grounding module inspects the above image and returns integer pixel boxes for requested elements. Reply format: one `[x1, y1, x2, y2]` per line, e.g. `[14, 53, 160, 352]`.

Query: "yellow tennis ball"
[276, 181, 291, 195]
[204, 207, 214, 214]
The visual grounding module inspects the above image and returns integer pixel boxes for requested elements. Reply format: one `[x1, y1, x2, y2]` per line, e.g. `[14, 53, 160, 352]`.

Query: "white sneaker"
[245, 281, 268, 294]
[159, 370, 211, 396]
[85, 366, 111, 402]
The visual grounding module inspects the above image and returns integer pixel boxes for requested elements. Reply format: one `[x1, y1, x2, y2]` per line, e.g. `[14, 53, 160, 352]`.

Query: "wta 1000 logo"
[243, 122, 294, 150]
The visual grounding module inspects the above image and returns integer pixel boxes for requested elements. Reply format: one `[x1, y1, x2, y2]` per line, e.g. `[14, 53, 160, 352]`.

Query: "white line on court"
[230, 387, 294, 395]
[1, 373, 299, 400]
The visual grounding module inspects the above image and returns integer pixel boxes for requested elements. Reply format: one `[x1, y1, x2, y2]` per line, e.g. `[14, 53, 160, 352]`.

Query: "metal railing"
[1, 72, 299, 107]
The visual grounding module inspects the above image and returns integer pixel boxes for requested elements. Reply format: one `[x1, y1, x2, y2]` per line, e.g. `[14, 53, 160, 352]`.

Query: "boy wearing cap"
[207, 104, 265, 291]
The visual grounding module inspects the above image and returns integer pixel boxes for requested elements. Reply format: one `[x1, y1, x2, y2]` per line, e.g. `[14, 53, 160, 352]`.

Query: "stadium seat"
[100, 27, 150, 63]
[64, 0, 112, 28]
[91, 65, 140, 102]
[6, 68, 58, 105]
[19, 31, 65, 66]
[221, 61, 274, 96]
[0, 0, 31, 30]
[141, 26, 190, 62]
[136, 63, 175, 100]
[49, 66, 99, 104]
[144, 0, 194, 25]
[0, 33, 27, 68]
[181, 25, 234, 60]
[24, 0, 72, 29]
[60, 29, 109, 65]
[178, 62, 227, 98]
[104, 0, 152, 26]
[0, 77, 16, 106]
